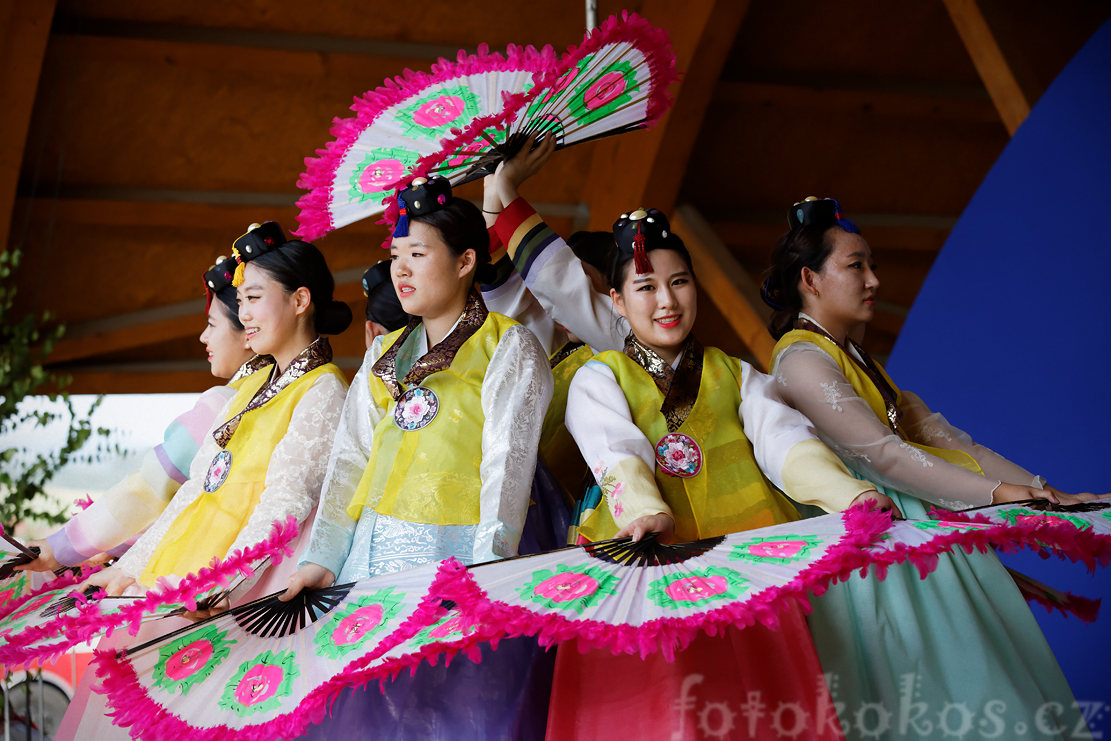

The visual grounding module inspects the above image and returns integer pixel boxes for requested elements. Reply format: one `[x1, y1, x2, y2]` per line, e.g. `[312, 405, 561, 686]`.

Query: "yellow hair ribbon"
[231, 246, 246, 287]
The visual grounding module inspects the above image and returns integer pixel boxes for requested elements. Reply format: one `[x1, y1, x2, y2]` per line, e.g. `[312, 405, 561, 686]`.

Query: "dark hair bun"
[316, 300, 353, 335]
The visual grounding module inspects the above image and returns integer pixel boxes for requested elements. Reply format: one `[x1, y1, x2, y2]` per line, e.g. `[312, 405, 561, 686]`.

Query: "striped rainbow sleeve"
[47, 385, 235, 565]
[494, 197, 560, 284]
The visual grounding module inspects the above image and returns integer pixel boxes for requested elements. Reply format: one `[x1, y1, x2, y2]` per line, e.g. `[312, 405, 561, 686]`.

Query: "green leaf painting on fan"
[348, 147, 420, 203]
[908, 520, 992, 533]
[396, 86, 483, 140]
[311, 587, 404, 660]
[218, 648, 301, 718]
[727, 534, 826, 565]
[564, 57, 641, 127]
[646, 566, 748, 609]
[153, 625, 237, 697]
[995, 507, 1092, 531]
[408, 606, 480, 649]
[516, 563, 620, 615]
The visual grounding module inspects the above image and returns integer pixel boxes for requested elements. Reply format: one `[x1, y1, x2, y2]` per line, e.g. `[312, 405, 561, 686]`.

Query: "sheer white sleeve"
[773, 342, 997, 508]
[481, 268, 566, 356]
[565, 361, 671, 525]
[900, 390, 1043, 487]
[520, 238, 627, 352]
[300, 340, 388, 577]
[114, 396, 236, 578]
[473, 325, 553, 562]
[737, 362, 823, 491]
[224, 372, 347, 556]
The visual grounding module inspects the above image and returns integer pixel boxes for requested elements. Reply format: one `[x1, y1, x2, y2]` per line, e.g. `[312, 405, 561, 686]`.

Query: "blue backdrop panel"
[888, 19, 1111, 719]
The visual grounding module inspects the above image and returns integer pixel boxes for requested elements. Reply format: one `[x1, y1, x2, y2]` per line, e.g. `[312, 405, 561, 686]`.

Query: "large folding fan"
[0, 517, 301, 667]
[86, 503, 1111, 740]
[294, 11, 677, 241]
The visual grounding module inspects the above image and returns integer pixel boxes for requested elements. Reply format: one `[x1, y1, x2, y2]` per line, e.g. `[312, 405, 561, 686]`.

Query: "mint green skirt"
[806, 485, 1086, 740]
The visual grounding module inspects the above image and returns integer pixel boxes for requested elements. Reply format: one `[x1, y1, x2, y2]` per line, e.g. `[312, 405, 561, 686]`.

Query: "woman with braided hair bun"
[764, 196, 1089, 740]
[57, 222, 350, 740]
[19, 256, 255, 575]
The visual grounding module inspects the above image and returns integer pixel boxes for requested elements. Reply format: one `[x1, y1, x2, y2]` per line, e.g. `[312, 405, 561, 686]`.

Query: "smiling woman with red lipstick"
[545, 208, 889, 740]
[764, 196, 1087, 739]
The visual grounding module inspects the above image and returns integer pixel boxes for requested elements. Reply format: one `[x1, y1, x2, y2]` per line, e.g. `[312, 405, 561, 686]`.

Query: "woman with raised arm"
[764, 196, 1086, 739]
[284, 176, 554, 740]
[19, 256, 255, 573]
[546, 206, 891, 740]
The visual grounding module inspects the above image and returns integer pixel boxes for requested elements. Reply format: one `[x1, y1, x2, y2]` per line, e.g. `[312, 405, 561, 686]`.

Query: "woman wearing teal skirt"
[763, 197, 1090, 740]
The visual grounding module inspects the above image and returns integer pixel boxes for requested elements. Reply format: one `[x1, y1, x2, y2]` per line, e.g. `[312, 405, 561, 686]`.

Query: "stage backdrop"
[888, 18, 1111, 716]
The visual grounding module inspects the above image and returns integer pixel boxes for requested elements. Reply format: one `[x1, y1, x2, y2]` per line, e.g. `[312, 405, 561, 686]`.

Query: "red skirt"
[546, 603, 844, 741]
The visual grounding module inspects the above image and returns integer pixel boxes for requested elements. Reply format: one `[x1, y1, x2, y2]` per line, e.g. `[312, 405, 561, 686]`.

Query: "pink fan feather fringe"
[294, 42, 556, 241]
[0, 562, 102, 625]
[92, 558, 475, 741]
[378, 11, 679, 248]
[0, 517, 300, 668]
[86, 504, 1111, 741]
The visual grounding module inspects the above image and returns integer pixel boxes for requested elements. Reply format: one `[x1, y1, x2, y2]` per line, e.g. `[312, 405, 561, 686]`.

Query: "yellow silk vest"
[345, 312, 521, 524]
[540, 343, 594, 503]
[579, 348, 800, 543]
[140, 362, 346, 585]
[773, 330, 982, 475]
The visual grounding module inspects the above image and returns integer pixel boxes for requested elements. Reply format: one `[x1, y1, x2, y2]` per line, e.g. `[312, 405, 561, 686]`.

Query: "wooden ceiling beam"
[581, 0, 751, 229]
[671, 204, 776, 371]
[0, 0, 56, 250]
[942, 0, 1030, 135]
[714, 81, 1000, 124]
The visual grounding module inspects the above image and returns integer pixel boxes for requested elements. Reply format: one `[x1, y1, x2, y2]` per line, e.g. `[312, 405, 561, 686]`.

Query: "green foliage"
[0, 248, 113, 530]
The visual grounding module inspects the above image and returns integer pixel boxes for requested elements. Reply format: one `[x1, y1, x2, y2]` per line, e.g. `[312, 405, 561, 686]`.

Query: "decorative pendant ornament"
[204, 450, 233, 493]
[393, 386, 440, 431]
[654, 432, 702, 477]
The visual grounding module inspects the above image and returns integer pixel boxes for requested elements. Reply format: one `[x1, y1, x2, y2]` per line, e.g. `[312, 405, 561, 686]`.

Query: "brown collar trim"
[372, 290, 489, 401]
[213, 337, 333, 448]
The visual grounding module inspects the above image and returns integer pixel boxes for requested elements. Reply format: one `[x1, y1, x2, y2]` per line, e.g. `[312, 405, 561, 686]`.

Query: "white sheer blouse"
[772, 322, 1041, 509]
[302, 321, 553, 577]
[115, 371, 347, 579]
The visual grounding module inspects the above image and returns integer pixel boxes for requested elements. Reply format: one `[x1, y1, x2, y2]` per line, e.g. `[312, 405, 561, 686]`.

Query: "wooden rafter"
[671, 204, 775, 371]
[0, 0, 56, 250]
[581, 0, 751, 228]
[942, 0, 1030, 136]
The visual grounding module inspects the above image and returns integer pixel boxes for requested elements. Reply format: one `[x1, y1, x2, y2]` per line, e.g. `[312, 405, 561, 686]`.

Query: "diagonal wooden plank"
[942, 0, 1030, 135]
[0, 0, 56, 250]
[671, 204, 775, 371]
[581, 0, 751, 229]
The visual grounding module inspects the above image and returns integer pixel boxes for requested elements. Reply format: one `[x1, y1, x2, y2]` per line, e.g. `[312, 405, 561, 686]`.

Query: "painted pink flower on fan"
[233, 664, 284, 707]
[359, 159, 406, 194]
[446, 142, 484, 169]
[540, 67, 579, 104]
[334, 603, 384, 646]
[664, 574, 729, 602]
[535, 572, 600, 603]
[164, 639, 214, 681]
[748, 540, 806, 560]
[430, 614, 467, 639]
[583, 71, 627, 110]
[413, 95, 466, 128]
